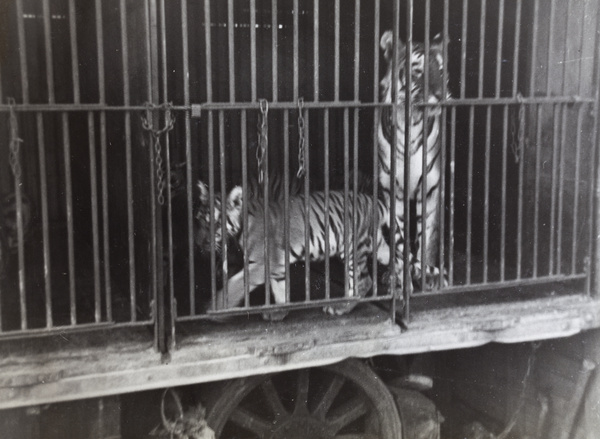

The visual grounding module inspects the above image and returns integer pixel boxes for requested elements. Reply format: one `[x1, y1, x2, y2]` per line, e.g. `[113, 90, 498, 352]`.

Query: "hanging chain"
[510, 93, 525, 164]
[496, 341, 541, 439]
[297, 97, 306, 178]
[256, 99, 269, 184]
[141, 102, 176, 205]
[8, 98, 23, 183]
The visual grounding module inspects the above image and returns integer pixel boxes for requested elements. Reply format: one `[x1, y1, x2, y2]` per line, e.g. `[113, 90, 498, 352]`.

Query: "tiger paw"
[410, 263, 448, 291]
[323, 301, 358, 316]
[261, 310, 289, 321]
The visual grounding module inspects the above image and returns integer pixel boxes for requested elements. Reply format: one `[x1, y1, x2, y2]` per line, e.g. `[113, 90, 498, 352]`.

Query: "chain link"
[256, 99, 269, 184]
[510, 92, 525, 164]
[297, 97, 306, 178]
[141, 102, 176, 205]
[8, 98, 23, 183]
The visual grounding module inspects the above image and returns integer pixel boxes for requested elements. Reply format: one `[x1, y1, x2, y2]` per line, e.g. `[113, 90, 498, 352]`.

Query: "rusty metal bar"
[95, 0, 105, 103]
[283, 109, 290, 303]
[324, 109, 331, 301]
[344, 109, 350, 298]
[227, 0, 235, 102]
[219, 111, 229, 306]
[63, 112, 76, 325]
[88, 112, 101, 323]
[16, 0, 28, 103]
[533, 105, 542, 277]
[404, 0, 413, 319]
[334, 0, 340, 102]
[460, 0, 468, 99]
[181, 0, 194, 315]
[241, 110, 250, 307]
[500, 106, 508, 281]
[272, 0, 278, 101]
[466, 106, 474, 284]
[313, 0, 319, 101]
[478, 0, 486, 98]
[42, 0, 55, 103]
[36, 113, 52, 327]
[99, 110, 111, 321]
[250, 0, 257, 102]
[495, 0, 504, 97]
[293, 0, 299, 102]
[68, 0, 80, 102]
[303, 109, 310, 302]
[483, 106, 491, 282]
[204, 0, 213, 102]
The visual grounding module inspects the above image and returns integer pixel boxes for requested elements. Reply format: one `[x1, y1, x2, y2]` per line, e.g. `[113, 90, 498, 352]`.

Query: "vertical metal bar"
[250, 0, 257, 102]
[353, 0, 361, 100]
[546, 0, 556, 97]
[303, 110, 310, 302]
[88, 113, 101, 323]
[95, 0, 105, 103]
[549, 106, 560, 275]
[477, 0, 486, 99]
[99, 111, 111, 321]
[449, 107, 456, 285]
[533, 105, 542, 277]
[483, 106, 491, 282]
[204, 0, 213, 102]
[571, 105, 584, 274]
[460, 0, 468, 99]
[262, 111, 270, 308]
[514, 0, 523, 279]
[208, 112, 217, 308]
[272, 0, 278, 101]
[466, 106, 474, 284]
[227, 0, 235, 102]
[353, 109, 359, 295]
[590, 8, 600, 296]
[63, 113, 76, 325]
[283, 110, 290, 303]
[129, 0, 139, 321]
[495, 0, 505, 97]
[181, 0, 194, 315]
[313, 0, 319, 101]
[334, 0, 340, 102]
[556, 108, 567, 274]
[403, 0, 413, 319]
[371, 0, 380, 297]
[37, 113, 52, 327]
[68, 0, 80, 103]
[15, 0, 29, 103]
[219, 111, 229, 304]
[241, 110, 250, 307]
[324, 109, 331, 301]
[500, 106, 508, 281]
[42, 0, 55, 103]
[512, 0, 522, 98]
[420, 0, 431, 290]
[528, 0, 539, 97]
[343, 109, 350, 297]
[439, 0, 449, 289]
[293, 0, 299, 102]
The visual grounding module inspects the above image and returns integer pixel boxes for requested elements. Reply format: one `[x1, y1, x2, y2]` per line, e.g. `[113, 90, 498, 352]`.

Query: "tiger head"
[379, 30, 445, 108]
[194, 181, 243, 254]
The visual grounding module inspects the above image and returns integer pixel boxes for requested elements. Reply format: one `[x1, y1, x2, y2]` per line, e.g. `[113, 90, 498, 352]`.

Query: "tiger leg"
[261, 276, 289, 321]
[214, 263, 264, 310]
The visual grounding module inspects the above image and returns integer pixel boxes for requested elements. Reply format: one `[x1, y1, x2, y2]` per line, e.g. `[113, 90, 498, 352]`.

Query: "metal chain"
[256, 99, 268, 184]
[510, 92, 525, 164]
[297, 97, 306, 178]
[8, 98, 23, 183]
[496, 341, 541, 439]
[141, 102, 176, 205]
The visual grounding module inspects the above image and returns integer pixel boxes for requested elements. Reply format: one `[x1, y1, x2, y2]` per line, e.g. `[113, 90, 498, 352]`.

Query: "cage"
[0, 0, 598, 350]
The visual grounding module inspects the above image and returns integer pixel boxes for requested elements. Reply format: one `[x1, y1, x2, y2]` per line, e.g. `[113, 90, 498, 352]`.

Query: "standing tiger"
[195, 181, 401, 318]
[377, 30, 447, 290]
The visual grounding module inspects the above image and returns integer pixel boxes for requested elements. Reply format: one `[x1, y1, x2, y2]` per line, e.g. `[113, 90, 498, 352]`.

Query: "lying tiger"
[195, 180, 404, 319]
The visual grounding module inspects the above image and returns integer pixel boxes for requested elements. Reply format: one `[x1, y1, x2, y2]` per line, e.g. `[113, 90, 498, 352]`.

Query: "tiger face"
[194, 181, 242, 254]
[379, 30, 445, 111]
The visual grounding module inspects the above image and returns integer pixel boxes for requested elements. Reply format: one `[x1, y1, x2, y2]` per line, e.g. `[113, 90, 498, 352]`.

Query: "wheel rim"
[206, 359, 402, 439]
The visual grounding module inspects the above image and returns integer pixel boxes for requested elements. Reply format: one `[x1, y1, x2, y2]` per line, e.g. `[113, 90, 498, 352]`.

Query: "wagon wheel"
[205, 359, 402, 439]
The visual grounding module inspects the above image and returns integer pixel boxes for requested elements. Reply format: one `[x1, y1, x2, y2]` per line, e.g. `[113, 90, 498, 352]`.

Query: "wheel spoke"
[260, 378, 288, 418]
[293, 368, 310, 415]
[230, 407, 273, 438]
[327, 396, 368, 435]
[313, 375, 345, 420]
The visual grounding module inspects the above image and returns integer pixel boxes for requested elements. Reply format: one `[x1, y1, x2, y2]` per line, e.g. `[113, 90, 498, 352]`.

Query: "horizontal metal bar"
[0, 96, 593, 113]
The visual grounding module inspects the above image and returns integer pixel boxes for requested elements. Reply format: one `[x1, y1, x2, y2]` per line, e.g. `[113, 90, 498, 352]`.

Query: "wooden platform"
[1, 293, 599, 409]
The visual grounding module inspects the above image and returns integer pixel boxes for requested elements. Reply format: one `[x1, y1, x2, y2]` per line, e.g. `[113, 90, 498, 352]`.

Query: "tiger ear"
[197, 180, 209, 204]
[380, 30, 394, 61]
[430, 33, 445, 70]
[226, 186, 243, 213]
